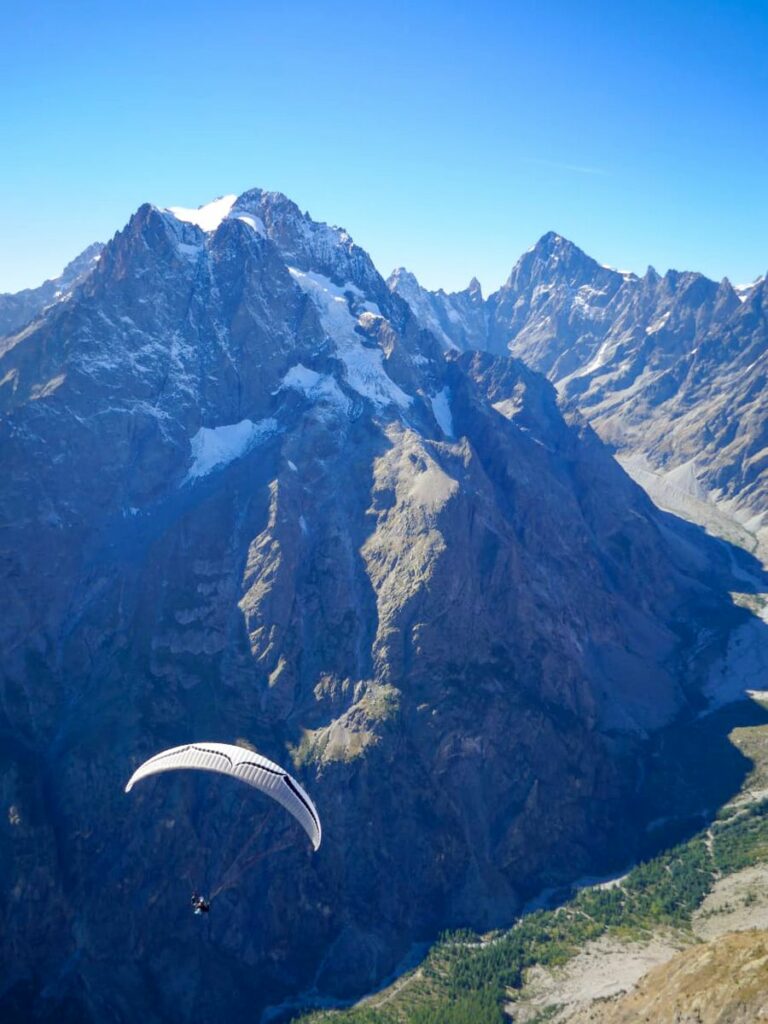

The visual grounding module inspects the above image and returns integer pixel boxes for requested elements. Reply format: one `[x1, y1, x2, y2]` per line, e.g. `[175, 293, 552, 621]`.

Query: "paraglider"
[125, 742, 322, 912]
[191, 893, 210, 915]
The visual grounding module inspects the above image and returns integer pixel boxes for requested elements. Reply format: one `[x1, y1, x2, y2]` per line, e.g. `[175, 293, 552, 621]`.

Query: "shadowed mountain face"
[0, 192, 746, 1022]
[389, 236, 768, 543]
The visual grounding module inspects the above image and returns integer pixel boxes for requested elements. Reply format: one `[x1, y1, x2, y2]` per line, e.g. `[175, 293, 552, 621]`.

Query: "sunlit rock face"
[0, 192, 736, 1022]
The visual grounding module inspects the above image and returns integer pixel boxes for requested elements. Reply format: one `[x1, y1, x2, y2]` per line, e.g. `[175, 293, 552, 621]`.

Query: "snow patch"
[280, 362, 351, 414]
[287, 268, 412, 409]
[185, 418, 277, 481]
[647, 310, 671, 334]
[166, 195, 237, 232]
[430, 387, 454, 438]
[283, 363, 324, 389]
[573, 284, 610, 314]
[236, 213, 266, 236]
[563, 338, 613, 384]
[735, 278, 764, 302]
[582, 339, 612, 373]
[492, 398, 522, 421]
[601, 264, 637, 280]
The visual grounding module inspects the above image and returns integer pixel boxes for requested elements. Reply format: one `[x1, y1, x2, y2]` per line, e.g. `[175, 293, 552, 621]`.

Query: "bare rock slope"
[567, 930, 768, 1024]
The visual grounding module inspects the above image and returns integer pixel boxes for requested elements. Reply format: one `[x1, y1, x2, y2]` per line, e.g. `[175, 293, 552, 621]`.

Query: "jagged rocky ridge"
[0, 192, 745, 1022]
[0, 242, 104, 339]
[389, 234, 768, 546]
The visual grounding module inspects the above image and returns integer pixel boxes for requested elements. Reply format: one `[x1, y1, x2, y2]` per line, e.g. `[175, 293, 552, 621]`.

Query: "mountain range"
[390, 232, 768, 555]
[0, 191, 761, 1022]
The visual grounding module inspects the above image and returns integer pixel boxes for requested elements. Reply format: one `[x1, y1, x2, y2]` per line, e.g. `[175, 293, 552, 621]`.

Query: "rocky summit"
[0, 190, 748, 1022]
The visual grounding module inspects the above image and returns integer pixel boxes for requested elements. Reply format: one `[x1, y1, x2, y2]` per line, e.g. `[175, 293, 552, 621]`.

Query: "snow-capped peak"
[165, 194, 237, 232]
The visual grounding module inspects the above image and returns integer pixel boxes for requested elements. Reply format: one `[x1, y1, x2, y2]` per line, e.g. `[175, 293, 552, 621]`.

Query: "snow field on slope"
[165, 195, 266, 238]
[280, 362, 351, 414]
[166, 195, 237, 232]
[429, 387, 454, 437]
[185, 418, 278, 480]
[287, 268, 412, 409]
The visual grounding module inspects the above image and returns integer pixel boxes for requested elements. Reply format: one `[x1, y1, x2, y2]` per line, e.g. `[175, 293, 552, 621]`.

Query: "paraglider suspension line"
[208, 806, 279, 901]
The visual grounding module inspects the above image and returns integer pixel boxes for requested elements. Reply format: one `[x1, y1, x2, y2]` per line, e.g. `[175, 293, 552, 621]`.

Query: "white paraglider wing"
[125, 742, 321, 851]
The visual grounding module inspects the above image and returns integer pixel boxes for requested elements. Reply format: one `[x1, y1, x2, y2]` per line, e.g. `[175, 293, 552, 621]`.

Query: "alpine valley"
[1, 190, 766, 1024]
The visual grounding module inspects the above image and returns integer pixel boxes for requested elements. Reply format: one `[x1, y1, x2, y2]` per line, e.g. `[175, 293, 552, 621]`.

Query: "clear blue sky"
[2, 0, 766, 294]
